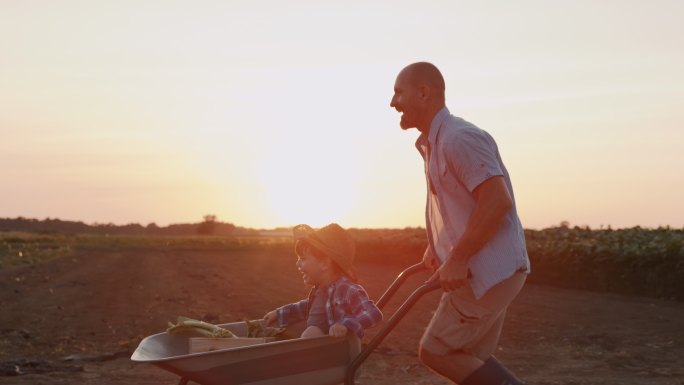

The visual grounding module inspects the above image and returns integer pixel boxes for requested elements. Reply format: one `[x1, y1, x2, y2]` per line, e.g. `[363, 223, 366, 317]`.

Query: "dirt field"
[1, 245, 683, 385]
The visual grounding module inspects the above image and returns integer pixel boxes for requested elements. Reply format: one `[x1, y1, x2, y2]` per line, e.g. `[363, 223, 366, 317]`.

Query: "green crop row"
[2, 226, 682, 300]
[525, 226, 684, 300]
[350, 226, 684, 300]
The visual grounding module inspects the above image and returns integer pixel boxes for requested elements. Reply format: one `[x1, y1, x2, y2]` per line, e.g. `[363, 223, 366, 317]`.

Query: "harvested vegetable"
[245, 319, 287, 338]
[167, 316, 236, 338]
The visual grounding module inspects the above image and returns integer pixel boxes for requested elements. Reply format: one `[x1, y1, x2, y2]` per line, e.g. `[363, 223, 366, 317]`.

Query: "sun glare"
[258, 144, 360, 228]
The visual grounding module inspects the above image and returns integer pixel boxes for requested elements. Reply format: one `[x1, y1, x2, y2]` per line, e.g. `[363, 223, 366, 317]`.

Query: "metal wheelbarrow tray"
[131, 263, 439, 385]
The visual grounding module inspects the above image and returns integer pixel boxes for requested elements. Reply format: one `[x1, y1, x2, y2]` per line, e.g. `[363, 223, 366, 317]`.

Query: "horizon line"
[1, 216, 682, 232]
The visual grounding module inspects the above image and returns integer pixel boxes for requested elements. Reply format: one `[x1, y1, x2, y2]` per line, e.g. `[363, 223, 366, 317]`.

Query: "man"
[390, 62, 531, 385]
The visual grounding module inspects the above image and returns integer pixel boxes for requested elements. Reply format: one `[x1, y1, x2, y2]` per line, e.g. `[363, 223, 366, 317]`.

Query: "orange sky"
[1, 1, 683, 229]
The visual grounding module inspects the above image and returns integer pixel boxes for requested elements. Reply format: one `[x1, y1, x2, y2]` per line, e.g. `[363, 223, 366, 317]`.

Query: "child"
[263, 223, 382, 339]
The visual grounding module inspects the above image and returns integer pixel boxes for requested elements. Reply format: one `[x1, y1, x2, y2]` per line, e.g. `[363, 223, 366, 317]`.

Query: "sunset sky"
[1, 1, 683, 230]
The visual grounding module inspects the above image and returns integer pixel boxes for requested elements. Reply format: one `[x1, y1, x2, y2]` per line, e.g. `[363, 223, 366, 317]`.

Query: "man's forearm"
[447, 177, 512, 265]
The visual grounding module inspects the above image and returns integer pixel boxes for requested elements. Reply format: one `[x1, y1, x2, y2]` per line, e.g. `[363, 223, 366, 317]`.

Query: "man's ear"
[418, 84, 431, 102]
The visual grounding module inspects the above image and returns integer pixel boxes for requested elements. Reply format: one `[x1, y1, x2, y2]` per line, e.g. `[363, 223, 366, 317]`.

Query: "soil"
[1, 246, 683, 385]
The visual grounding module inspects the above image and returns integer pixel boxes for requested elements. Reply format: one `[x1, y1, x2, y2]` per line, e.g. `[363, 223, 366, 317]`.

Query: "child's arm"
[263, 310, 278, 326]
[338, 285, 383, 338]
[275, 298, 309, 327]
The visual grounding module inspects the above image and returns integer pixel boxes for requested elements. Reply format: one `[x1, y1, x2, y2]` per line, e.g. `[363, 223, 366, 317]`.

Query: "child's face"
[296, 252, 328, 286]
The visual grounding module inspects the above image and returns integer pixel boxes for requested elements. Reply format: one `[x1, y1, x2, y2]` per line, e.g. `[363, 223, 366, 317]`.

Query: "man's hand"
[434, 257, 469, 292]
[422, 247, 439, 273]
[328, 323, 348, 338]
[263, 310, 277, 326]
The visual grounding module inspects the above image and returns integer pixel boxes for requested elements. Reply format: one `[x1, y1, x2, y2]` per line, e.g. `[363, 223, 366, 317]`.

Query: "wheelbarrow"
[131, 262, 440, 385]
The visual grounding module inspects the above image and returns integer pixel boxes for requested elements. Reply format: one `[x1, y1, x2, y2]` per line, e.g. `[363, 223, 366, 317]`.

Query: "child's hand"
[263, 310, 278, 326]
[328, 323, 348, 338]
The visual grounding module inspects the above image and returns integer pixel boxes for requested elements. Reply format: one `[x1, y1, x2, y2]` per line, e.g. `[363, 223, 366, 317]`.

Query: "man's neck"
[417, 104, 446, 134]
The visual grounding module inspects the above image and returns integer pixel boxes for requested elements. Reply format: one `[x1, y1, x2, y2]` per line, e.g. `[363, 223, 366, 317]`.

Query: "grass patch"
[0, 231, 75, 269]
[0, 232, 295, 270]
[69, 233, 294, 251]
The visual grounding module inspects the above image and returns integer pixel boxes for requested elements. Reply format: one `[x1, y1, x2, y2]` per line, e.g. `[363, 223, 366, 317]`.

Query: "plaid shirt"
[276, 276, 383, 338]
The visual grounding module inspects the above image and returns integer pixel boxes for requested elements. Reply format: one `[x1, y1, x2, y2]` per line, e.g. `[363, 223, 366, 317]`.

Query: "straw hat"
[293, 223, 356, 280]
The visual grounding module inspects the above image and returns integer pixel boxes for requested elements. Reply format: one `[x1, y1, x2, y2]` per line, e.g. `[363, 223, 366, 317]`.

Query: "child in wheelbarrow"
[264, 223, 383, 339]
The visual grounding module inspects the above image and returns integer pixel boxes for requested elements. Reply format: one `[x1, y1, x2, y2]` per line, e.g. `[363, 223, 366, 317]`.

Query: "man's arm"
[422, 246, 439, 272]
[436, 175, 513, 291]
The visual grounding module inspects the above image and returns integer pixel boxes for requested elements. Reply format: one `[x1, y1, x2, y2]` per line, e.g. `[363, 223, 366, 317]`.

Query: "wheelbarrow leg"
[345, 275, 441, 385]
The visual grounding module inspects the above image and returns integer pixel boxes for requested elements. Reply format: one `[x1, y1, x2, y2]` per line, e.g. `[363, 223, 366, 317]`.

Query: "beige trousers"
[420, 271, 526, 357]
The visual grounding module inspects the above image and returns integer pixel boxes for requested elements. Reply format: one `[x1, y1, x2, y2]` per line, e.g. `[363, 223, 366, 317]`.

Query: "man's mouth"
[398, 112, 411, 130]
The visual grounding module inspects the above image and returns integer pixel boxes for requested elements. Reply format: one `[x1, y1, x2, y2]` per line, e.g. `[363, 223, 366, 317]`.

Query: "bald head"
[400, 62, 445, 102]
[390, 62, 447, 132]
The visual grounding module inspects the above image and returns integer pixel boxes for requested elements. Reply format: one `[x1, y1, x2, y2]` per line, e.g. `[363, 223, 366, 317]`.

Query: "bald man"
[390, 62, 531, 385]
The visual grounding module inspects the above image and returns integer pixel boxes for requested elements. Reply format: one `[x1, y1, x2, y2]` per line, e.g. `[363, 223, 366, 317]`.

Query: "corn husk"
[166, 316, 236, 338]
[244, 319, 287, 338]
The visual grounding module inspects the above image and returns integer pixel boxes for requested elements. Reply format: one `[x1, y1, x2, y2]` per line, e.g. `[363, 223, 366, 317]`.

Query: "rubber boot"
[459, 356, 524, 385]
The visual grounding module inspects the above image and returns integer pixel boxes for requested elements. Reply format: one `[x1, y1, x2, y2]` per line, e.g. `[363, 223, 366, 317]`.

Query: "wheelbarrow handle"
[345, 265, 441, 385]
[376, 262, 430, 310]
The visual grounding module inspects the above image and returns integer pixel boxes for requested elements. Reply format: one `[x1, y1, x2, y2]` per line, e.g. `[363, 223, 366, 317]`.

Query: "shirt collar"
[330, 275, 348, 288]
[428, 107, 450, 145]
[415, 107, 450, 155]
[316, 275, 348, 290]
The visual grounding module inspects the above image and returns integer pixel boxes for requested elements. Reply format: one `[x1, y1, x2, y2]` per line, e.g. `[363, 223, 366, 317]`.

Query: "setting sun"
[258, 140, 361, 227]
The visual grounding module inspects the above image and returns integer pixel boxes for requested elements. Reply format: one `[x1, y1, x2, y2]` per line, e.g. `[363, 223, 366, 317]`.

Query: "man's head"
[390, 62, 446, 132]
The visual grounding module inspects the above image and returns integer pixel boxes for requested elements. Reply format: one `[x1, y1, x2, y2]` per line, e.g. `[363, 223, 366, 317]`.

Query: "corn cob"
[166, 316, 236, 338]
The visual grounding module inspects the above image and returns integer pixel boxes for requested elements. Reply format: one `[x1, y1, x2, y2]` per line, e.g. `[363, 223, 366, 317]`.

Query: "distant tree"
[146, 222, 159, 235]
[197, 215, 217, 235]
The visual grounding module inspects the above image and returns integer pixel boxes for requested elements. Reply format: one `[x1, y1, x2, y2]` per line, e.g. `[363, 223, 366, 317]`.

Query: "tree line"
[0, 216, 247, 236]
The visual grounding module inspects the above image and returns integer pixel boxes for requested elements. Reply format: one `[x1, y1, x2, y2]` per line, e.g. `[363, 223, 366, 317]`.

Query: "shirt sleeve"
[338, 284, 383, 338]
[277, 299, 308, 327]
[444, 130, 503, 193]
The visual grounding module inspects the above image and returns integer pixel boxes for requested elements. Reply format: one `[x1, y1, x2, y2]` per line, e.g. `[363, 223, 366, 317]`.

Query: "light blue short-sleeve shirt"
[416, 107, 530, 299]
